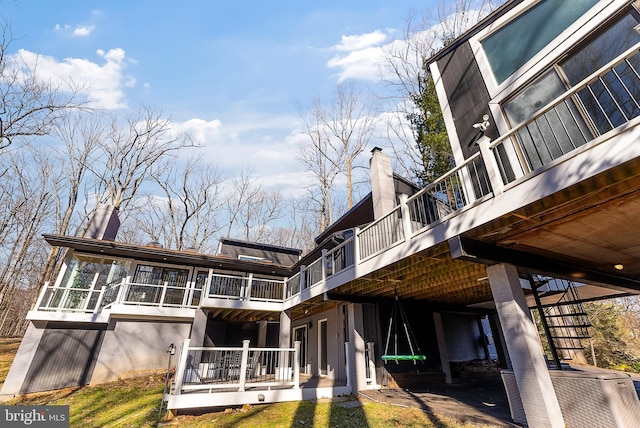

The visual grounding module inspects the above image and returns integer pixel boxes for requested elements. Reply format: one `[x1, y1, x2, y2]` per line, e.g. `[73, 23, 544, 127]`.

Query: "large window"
[482, 0, 598, 84]
[54, 255, 129, 310]
[560, 11, 640, 134]
[129, 264, 190, 305]
[501, 8, 640, 171]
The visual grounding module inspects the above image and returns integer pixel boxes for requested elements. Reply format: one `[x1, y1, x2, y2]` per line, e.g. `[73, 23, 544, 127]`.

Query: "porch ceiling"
[330, 242, 491, 306]
[326, 158, 640, 307]
[207, 308, 282, 322]
[463, 157, 640, 292]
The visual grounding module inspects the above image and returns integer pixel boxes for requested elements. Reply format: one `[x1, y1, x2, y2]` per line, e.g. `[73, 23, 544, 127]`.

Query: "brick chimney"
[84, 204, 120, 241]
[369, 147, 396, 220]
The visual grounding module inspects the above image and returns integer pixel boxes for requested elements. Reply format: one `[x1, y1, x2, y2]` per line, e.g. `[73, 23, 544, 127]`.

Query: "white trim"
[292, 324, 308, 374]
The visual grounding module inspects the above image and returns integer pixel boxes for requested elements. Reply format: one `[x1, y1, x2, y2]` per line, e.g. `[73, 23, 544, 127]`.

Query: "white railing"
[208, 273, 285, 302]
[325, 238, 355, 278]
[173, 339, 300, 394]
[304, 258, 324, 289]
[249, 278, 285, 302]
[34, 277, 200, 314]
[490, 42, 640, 184]
[121, 282, 191, 307]
[36, 285, 106, 314]
[358, 206, 404, 260]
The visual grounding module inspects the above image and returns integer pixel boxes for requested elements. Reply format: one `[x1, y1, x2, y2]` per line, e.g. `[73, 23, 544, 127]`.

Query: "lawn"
[0, 337, 497, 427]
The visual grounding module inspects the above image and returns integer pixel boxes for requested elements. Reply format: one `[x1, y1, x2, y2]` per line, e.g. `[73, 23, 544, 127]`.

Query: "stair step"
[547, 324, 591, 329]
[551, 335, 591, 340]
[544, 313, 588, 318]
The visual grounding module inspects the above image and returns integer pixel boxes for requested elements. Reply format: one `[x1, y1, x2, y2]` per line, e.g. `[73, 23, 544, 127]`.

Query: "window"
[500, 8, 640, 171]
[129, 264, 189, 305]
[482, 0, 598, 84]
[55, 254, 129, 310]
[561, 11, 640, 134]
[238, 254, 269, 262]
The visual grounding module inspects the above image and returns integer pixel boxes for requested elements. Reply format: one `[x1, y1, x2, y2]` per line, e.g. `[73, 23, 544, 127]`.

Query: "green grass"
[1, 338, 497, 427]
[167, 399, 494, 428]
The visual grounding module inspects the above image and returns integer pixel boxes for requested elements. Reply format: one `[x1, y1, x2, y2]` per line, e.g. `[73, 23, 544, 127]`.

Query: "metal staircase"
[529, 274, 592, 370]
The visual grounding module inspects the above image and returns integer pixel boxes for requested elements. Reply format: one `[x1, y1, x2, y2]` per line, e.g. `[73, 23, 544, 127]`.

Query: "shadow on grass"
[329, 398, 370, 428]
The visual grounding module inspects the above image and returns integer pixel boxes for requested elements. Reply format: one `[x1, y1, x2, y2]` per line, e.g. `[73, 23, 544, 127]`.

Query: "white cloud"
[326, 7, 489, 83]
[12, 48, 132, 109]
[73, 25, 95, 37]
[333, 30, 388, 52]
[326, 30, 390, 82]
[170, 118, 223, 145]
[327, 46, 386, 82]
[55, 23, 96, 37]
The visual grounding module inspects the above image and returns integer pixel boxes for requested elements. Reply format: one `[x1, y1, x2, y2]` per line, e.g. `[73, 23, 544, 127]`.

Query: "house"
[4, 1, 640, 426]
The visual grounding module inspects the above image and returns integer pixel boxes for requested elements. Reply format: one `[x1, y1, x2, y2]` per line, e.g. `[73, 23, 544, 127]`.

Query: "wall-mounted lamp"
[308, 321, 313, 329]
[168, 343, 176, 355]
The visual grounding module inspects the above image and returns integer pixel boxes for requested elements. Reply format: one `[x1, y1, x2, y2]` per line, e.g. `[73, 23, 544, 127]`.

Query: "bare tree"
[224, 170, 285, 243]
[132, 157, 225, 252]
[38, 112, 104, 286]
[91, 107, 192, 212]
[269, 197, 318, 254]
[0, 147, 58, 335]
[381, 1, 502, 183]
[296, 83, 375, 236]
[321, 83, 377, 209]
[296, 98, 342, 232]
[0, 20, 83, 151]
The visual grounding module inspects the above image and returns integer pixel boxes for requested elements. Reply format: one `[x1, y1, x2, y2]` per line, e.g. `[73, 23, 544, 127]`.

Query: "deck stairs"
[530, 275, 592, 367]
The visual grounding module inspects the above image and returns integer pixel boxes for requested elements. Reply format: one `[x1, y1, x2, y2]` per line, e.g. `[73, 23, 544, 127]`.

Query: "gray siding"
[21, 324, 105, 393]
[437, 41, 498, 156]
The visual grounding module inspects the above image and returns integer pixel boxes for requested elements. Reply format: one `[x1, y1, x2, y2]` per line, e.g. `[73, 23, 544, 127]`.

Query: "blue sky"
[5, 0, 443, 196]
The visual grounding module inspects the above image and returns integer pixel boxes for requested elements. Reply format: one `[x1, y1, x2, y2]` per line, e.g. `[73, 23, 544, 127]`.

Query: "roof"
[217, 237, 302, 266]
[218, 237, 302, 256]
[43, 234, 293, 277]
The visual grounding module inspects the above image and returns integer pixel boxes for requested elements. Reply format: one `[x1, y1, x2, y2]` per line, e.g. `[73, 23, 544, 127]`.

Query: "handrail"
[491, 42, 640, 147]
[488, 42, 640, 180]
[173, 339, 300, 395]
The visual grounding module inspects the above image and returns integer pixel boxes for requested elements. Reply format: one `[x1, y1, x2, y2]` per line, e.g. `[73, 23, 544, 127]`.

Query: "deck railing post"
[33, 281, 50, 310]
[94, 287, 106, 314]
[300, 265, 307, 290]
[293, 341, 300, 389]
[399, 194, 412, 239]
[353, 227, 360, 267]
[478, 136, 504, 196]
[115, 278, 128, 304]
[238, 340, 250, 391]
[321, 249, 329, 281]
[245, 273, 253, 300]
[173, 338, 191, 395]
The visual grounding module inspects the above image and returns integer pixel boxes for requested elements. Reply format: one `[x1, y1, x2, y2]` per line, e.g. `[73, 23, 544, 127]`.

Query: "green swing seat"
[381, 354, 426, 362]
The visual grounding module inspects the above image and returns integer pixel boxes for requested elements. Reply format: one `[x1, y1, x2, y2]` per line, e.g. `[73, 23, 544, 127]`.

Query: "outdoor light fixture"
[614, 264, 624, 270]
